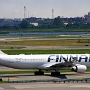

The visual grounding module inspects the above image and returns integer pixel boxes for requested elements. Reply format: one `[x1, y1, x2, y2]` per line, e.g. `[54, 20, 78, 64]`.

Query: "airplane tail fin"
[0, 50, 7, 55]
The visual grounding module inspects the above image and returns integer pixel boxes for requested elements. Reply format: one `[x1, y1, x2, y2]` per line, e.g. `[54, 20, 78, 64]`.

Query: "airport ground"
[0, 83, 90, 90]
[0, 34, 90, 50]
[0, 66, 90, 90]
[0, 34, 90, 90]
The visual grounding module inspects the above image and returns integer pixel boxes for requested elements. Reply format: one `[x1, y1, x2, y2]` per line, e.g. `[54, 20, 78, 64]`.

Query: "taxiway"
[0, 67, 90, 90]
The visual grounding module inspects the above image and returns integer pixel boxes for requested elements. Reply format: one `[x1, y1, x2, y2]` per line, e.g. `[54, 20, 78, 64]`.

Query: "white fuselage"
[0, 54, 90, 70]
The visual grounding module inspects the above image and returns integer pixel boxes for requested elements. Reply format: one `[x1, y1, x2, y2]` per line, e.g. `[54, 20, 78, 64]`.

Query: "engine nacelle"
[71, 65, 87, 73]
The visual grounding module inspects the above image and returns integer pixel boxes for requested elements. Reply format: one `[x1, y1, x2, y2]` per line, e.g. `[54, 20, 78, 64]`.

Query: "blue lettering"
[69, 55, 75, 61]
[89, 55, 90, 62]
[79, 55, 88, 62]
[48, 55, 89, 63]
[48, 55, 56, 62]
[69, 55, 78, 62]
[60, 55, 68, 62]
[56, 55, 59, 62]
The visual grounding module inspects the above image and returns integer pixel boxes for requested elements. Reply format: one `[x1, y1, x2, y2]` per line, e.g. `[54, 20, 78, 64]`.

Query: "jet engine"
[71, 65, 87, 73]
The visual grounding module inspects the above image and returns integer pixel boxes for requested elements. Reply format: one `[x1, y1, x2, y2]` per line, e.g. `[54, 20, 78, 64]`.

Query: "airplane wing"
[50, 57, 78, 67]
[38, 57, 78, 69]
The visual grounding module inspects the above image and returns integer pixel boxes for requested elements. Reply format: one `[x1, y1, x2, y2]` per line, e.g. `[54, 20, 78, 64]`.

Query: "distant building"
[14, 18, 22, 21]
[84, 12, 90, 22]
[25, 17, 53, 27]
[25, 17, 42, 23]
[88, 12, 90, 17]
[30, 23, 38, 26]
[0, 12, 90, 28]
[0, 18, 21, 27]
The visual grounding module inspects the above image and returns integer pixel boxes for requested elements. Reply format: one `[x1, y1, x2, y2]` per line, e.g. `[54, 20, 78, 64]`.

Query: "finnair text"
[48, 55, 90, 62]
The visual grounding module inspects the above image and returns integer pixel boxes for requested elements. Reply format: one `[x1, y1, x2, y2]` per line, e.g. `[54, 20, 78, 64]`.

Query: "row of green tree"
[20, 16, 90, 29]
[19, 16, 64, 29]
[1, 16, 90, 30]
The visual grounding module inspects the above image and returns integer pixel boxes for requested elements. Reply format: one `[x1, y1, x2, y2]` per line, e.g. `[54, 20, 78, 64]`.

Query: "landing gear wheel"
[34, 71, 44, 75]
[51, 72, 60, 76]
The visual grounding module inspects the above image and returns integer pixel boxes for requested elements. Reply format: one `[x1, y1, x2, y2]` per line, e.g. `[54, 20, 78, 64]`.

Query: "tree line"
[1, 16, 90, 30]
[20, 16, 90, 29]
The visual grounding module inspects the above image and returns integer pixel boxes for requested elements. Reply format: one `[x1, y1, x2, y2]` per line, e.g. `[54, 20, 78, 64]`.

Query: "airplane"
[0, 50, 89, 76]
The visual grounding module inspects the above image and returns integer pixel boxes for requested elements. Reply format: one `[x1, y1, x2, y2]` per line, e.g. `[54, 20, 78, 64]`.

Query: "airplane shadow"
[45, 74, 67, 79]
[0, 72, 87, 79]
[0, 74, 67, 79]
[45, 72, 84, 79]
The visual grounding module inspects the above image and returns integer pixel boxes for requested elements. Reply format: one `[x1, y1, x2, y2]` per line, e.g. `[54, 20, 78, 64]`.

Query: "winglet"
[0, 50, 7, 55]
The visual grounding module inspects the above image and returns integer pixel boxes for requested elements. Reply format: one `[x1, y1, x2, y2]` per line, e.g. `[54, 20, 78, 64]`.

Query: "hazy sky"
[0, 0, 90, 18]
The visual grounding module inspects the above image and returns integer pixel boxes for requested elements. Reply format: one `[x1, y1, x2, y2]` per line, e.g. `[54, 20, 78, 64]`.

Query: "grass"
[0, 70, 75, 75]
[0, 28, 90, 33]
[2, 49, 90, 55]
[0, 39, 90, 46]
[0, 68, 90, 75]
[0, 81, 8, 83]
[0, 70, 73, 74]
[0, 70, 35, 74]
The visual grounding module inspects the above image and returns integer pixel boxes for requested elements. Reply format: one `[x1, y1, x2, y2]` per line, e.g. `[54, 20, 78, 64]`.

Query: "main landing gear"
[34, 70, 60, 76]
[34, 70, 44, 75]
[34, 69, 60, 76]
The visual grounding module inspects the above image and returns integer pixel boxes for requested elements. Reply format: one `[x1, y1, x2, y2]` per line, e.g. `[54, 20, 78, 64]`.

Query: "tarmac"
[22, 46, 90, 50]
[0, 67, 90, 90]
[0, 83, 90, 90]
